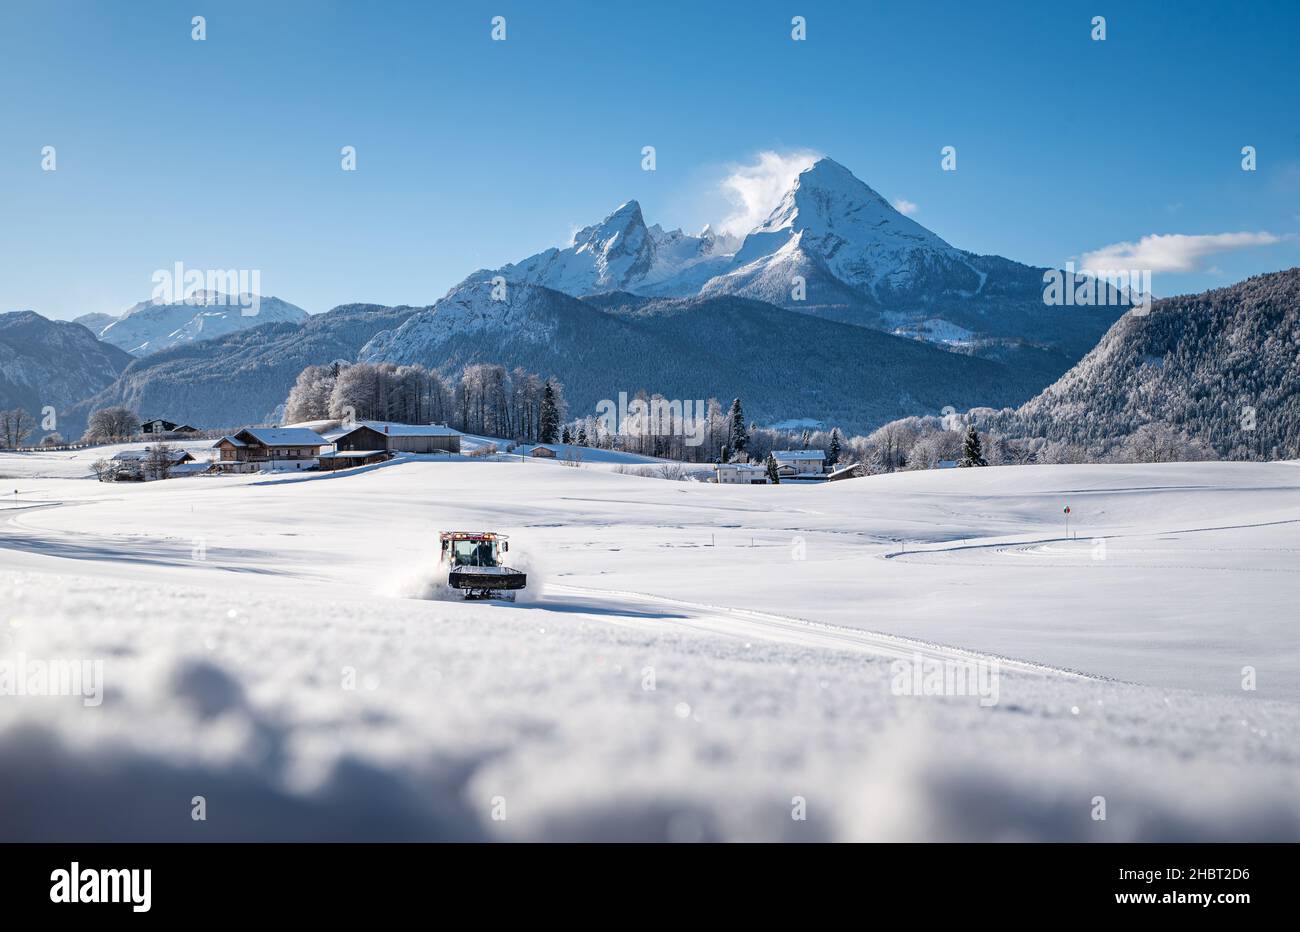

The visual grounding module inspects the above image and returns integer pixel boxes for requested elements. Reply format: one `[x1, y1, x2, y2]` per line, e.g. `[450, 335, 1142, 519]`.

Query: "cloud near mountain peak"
[717, 149, 822, 236]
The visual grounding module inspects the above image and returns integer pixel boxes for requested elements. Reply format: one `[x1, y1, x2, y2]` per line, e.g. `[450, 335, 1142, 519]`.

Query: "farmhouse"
[211, 427, 328, 472]
[772, 450, 827, 480]
[332, 421, 461, 455]
[141, 419, 199, 436]
[111, 447, 196, 480]
[715, 463, 769, 485]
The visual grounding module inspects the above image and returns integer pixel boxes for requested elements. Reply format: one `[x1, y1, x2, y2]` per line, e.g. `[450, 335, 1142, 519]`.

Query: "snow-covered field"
[1, 450, 1298, 840]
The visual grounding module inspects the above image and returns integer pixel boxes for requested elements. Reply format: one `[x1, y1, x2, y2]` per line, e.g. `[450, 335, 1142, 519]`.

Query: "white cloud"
[718, 149, 821, 235]
[1080, 232, 1281, 273]
[892, 198, 919, 216]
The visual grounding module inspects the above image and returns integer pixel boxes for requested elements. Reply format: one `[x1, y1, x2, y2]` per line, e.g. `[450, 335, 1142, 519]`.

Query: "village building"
[715, 463, 770, 484]
[211, 427, 328, 473]
[331, 421, 462, 455]
[316, 450, 391, 471]
[826, 462, 866, 482]
[111, 447, 197, 480]
[517, 444, 560, 459]
[140, 419, 199, 436]
[771, 450, 828, 481]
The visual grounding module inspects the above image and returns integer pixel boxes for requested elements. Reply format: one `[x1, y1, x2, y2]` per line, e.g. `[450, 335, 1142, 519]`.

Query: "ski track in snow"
[548, 583, 1099, 681]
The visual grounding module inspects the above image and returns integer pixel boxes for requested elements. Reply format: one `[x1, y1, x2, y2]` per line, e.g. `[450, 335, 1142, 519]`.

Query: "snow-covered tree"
[958, 426, 988, 467]
[540, 380, 560, 444]
[827, 428, 842, 468]
[729, 398, 747, 458]
[867, 419, 918, 472]
[283, 364, 337, 423]
[765, 452, 780, 484]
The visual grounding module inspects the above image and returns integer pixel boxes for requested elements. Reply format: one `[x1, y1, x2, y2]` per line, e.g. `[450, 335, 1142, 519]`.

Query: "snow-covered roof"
[112, 448, 193, 463]
[772, 449, 826, 460]
[338, 421, 462, 438]
[519, 444, 563, 453]
[213, 435, 246, 448]
[236, 427, 329, 447]
[827, 463, 862, 478]
[717, 463, 767, 471]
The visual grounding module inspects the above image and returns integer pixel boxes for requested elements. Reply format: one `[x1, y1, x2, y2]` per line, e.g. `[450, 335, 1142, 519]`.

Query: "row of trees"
[555, 396, 852, 467]
[2, 405, 167, 449]
[283, 361, 568, 444]
[841, 412, 1212, 474]
[577, 390, 1213, 476]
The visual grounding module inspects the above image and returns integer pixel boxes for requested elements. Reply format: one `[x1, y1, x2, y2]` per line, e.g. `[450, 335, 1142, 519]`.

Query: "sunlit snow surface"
[1, 449, 1297, 840]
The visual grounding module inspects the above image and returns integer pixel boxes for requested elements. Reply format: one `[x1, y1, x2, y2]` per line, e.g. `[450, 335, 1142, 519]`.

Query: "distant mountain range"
[77, 292, 308, 356]
[61, 303, 421, 437]
[359, 280, 1048, 433]
[472, 158, 1127, 368]
[25, 154, 1275, 446]
[348, 156, 1136, 431]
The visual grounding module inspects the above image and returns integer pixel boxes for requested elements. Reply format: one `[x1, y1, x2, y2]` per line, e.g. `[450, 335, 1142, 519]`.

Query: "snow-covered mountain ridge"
[90, 292, 309, 357]
[473, 157, 1126, 362]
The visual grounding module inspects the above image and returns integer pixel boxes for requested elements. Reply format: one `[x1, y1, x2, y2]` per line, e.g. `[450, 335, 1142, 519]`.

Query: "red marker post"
[1063, 505, 1071, 540]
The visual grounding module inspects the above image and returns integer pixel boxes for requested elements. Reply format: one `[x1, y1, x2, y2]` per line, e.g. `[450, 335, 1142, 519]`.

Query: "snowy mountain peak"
[97, 293, 309, 356]
[707, 156, 981, 306]
[482, 198, 737, 298]
[755, 157, 949, 251]
[574, 200, 647, 250]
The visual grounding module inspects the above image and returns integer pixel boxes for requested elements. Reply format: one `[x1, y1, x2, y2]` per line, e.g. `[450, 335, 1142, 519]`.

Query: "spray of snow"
[500, 531, 548, 604]
[383, 557, 459, 602]
[718, 150, 821, 236]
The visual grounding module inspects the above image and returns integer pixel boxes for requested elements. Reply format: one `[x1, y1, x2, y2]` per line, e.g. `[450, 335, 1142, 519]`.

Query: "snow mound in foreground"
[2, 568, 1300, 841]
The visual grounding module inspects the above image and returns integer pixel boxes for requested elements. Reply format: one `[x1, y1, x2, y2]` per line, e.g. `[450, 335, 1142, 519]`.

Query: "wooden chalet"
[211, 427, 329, 472]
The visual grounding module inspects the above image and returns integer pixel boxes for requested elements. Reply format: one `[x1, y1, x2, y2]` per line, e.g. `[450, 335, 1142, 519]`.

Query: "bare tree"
[91, 459, 122, 482]
[83, 406, 141, 443]
[144, 443, 177, 480]
[0, 408, 36, 449]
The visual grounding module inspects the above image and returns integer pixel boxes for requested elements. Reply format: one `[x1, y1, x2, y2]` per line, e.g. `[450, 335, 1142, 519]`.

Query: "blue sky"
[1, 0, 1296, 319]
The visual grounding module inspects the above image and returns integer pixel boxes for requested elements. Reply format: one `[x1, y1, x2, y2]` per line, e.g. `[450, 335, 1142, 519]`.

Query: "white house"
[715, 463, 769, 485]
[771, 450, 827, 478]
